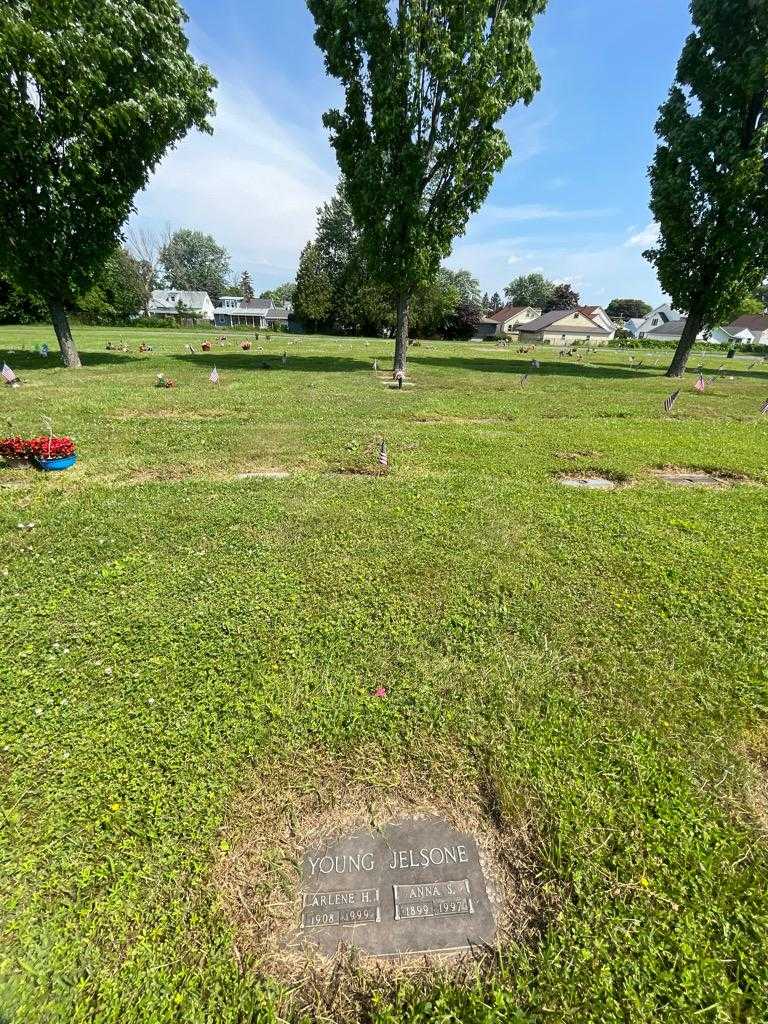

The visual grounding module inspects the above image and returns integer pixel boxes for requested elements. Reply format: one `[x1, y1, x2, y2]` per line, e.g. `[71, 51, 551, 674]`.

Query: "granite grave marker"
[294, 817, 496, 957]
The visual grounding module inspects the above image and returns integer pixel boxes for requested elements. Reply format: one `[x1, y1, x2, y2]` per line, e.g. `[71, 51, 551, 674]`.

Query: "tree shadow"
[407, 353, 659, 380]
[170, 353, 369, 374]
[0, 349, 143, 368]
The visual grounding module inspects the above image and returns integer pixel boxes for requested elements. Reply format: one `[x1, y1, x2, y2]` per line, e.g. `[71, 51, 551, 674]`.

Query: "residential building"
[717, 314, 768, 346]
[641, 319, 706, 343]
[517, 309, 611, 345]
[476, 305, 542, 339]
[149, 290, 214, 321]
[629, 303, 683, 339]
[578, 305, 616, 339]
[213, 297, 291, 328]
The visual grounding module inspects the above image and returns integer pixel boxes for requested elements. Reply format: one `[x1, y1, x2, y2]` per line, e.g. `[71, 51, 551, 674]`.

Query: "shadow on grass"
[1, 349, 143, 369]
[168, 350, 768, 382]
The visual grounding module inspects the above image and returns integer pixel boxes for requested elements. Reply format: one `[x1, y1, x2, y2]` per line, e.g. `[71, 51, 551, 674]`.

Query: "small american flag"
[761, 398, 768, 416]
[209, 366, 219, 384]
[1, 363, 17, 384]
[520, 373, 529, 386]
[694, 372, 706, 393]
[663, 388, 681, 413]
[378, 440, 388, 467]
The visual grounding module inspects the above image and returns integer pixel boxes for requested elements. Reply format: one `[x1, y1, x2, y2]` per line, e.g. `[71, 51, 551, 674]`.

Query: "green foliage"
[0, 0, 216, 361]
[238, 271, 255, 303]
[544, 282, 580, 313]
[409, 270, 460, 336]
[505, 272, 555, 309]
[308, 0, 546, 354]
[159, 230, 230, 304]
[734, 294, 765, 318]
[606, 299, 653, 321]
[293, 242, 333, 329]
[259, 282, 296, 305]
[2, 325, 768, 1021]
[0, 275, 47, 325]
[490, 291, 502, 312]
[76, 249, 148, 325]
[645, 0, 768, 331]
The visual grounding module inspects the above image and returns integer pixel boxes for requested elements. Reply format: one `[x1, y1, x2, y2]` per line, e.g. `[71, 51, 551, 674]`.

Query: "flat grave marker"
[293, 817, 496, 958]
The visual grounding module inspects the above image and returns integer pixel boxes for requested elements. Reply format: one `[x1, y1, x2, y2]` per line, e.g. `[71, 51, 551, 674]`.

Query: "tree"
[490, 291, 502, 312]
[238, 271, 255, 302]
[126, 226, 167, 315]
[0, 2, 215, 367]
[445, 301, 482, 340]
[293, 242, 333, 330]
[606, 299, 652, 322]
[76, 247, 147, 324]
[0, 276, 47, 325]
[159, 230, 230, 305]
[645, 0, 768, 377]
[733, 294, 765, 318]
[308, 0, 546, 372]
[543, 282, 580, 313]
[441, 268, 482, 308]
[260, 282, 297, 305]
[481, 291, 490, 313]
[505, 272, 555, 309]
[410, 271, 460, 337]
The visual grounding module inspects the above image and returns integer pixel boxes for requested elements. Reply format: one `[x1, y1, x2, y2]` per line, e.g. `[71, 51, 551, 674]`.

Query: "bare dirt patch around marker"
[212, 751, 552, 1018]
[650, 466, 751, 488]
[555, 470, 627, 491]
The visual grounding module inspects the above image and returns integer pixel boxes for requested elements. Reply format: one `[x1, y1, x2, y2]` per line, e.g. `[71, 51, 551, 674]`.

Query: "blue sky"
[132, 0, 694, 305]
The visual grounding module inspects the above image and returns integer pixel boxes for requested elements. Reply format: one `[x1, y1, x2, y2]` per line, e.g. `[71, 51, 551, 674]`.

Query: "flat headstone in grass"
[236, 470, 291, 480]
[557, 474, 620, 491]
[296, 818, 495, 958]
[651, 467, 746, 488]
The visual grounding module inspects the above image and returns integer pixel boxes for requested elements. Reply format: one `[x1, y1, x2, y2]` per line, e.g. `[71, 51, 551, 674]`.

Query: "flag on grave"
[531, 359, 540, 369]
[694, 372, 706, 393]
[40, 344, 49, 358]
[520, 373, 529, 386]
[663, 389, 681, 414]
[1, 363, 18, 384]
[378, 440, 388, 468]
[761, 398, 768, 416]
[209, 366, 219, 384]
[373, 360, 378, 371]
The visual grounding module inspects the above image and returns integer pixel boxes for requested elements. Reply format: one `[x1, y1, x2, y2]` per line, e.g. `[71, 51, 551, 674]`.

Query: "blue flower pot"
[33, 454, 77, 472]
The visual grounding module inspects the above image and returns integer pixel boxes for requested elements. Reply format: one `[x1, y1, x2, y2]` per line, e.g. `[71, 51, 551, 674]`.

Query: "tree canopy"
[606, 299, 652, 322]
[543, 282, 580, 313]
[0, 0, 215, 365]
[159, 230, 230, 304]
[645, 0, 768, 376]
[505, 272, 555, 309]
[308, 0, 546, 369]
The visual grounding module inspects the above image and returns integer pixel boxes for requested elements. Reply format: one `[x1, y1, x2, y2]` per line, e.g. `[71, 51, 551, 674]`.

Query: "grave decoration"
[155, 374, 176, 389]
[292, 817, 496, 958]
[201, 341, 212, 352]
[241, 341, 252, 350]
[1, 435, 77, 471]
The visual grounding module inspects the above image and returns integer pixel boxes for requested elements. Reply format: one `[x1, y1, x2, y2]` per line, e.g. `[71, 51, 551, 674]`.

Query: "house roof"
[724, 314, 768, 334]
[486, 304, 527, 323]
[518, 309, 608, 334]
[266, 307, 290, 319]
[645, 319, 688, 337]
[150, 289, 211, 311]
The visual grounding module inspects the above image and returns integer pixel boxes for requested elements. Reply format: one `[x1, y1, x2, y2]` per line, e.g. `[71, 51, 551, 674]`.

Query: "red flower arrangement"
[1, 436, 76, 460]
[241, 341, 252, 350]
[201, 341, 212, 352]
[26, 436, 76, 460]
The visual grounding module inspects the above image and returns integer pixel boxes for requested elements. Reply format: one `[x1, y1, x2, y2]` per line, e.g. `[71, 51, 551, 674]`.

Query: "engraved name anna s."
[307, 844, 470, 875]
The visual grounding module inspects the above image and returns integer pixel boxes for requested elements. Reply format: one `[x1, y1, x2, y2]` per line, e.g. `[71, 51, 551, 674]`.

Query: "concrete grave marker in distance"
[293, 817, 496, 958]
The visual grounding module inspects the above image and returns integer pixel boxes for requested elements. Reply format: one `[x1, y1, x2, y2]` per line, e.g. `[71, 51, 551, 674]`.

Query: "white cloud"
[482, 204, 616, 224]
[625, 222, 660, 248]
[130, 81, 337, 286]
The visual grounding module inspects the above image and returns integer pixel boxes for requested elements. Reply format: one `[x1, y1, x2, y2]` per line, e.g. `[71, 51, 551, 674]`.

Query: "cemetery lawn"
[2, 324, 768, 1024]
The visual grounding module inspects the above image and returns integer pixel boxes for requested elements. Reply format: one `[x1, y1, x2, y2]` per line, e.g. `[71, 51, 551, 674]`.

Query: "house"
[717, 314, 768, 346]
[641, 319, 707, 343]
[149, 290, 214, 321]
[476, 305, 542, 338]
[629, 303, 683, 339]
[578, 306, 616, 339]
[517, 308, 611, 345]
[213, 296, 290, 328]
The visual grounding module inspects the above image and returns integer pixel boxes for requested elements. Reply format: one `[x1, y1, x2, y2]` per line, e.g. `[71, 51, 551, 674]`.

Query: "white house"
[213, 297, 290, 328]
[578, 306, 616, 339]
[629, 303, 683, 339]
[517, 308, 611, 345]
[641, 319, 707, 343]
[717, 315, 768, 346]
[476, 305, 542, 338]
[149, 290, 214, 321]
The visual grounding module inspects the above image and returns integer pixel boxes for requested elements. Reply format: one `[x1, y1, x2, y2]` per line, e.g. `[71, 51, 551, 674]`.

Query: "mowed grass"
[1, 324, 768, 1023]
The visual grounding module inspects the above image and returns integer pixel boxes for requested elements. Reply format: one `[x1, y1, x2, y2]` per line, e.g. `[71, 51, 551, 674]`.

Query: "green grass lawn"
[2, 324, 768, 1023]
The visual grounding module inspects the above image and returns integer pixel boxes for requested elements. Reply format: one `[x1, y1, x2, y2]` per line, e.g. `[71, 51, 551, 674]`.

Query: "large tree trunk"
[50, 304, 81, 368]
[394, 292, 410, 373]
[666, 308, 705, 378]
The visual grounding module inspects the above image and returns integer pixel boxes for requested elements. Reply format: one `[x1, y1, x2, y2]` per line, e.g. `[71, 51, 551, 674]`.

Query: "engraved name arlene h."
[307, 844, 470, 876]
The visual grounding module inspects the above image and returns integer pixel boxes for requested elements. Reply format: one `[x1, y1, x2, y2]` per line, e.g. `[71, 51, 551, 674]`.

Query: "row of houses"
[477, 301, 768, 347]
[477, 304, 618, 344]
[147, 290, 291, 329]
